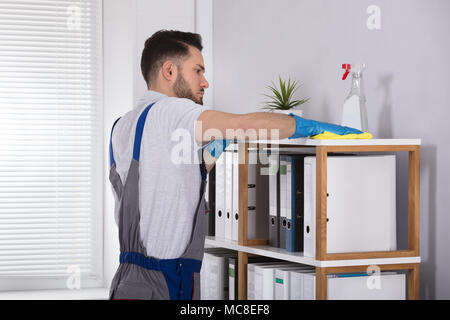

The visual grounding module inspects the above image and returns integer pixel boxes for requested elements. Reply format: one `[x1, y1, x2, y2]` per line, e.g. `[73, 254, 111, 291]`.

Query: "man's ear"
[161, 60, 177, 82]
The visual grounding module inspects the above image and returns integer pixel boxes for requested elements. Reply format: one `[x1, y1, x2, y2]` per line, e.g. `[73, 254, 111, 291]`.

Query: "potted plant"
[261, 76, 310, 117]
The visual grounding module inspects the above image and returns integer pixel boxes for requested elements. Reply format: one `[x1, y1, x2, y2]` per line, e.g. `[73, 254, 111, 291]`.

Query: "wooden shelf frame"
[231, 140, 421, 300]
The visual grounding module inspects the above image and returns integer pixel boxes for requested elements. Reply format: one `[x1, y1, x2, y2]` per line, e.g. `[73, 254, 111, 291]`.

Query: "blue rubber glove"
[288, 113, 363, 139]
[204, 139, 232, 159]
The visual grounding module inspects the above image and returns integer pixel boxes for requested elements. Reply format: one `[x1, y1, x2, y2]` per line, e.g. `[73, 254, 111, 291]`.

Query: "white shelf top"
[205, 236, 421, 268]
[231, 138, 421, 147]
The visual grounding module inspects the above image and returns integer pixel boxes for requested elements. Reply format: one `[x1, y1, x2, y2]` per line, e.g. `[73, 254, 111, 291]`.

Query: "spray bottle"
[341, 63, 368, 132]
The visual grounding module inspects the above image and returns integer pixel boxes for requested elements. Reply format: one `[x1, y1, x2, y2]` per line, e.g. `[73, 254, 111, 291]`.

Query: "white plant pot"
[272, 109, 303, 117]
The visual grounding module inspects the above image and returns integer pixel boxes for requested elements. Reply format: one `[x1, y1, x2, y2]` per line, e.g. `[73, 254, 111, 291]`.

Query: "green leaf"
[266, 85, 283, 104]
[264, 103, 282, 108]
[285, 79, 295, 104]
[289, 97, 310, 108]
[278, 77, 287, 103]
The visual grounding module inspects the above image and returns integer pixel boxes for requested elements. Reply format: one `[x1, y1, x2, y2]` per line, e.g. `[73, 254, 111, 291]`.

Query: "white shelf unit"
[205, 236, 421, 268]
[205, 138, 421, 300]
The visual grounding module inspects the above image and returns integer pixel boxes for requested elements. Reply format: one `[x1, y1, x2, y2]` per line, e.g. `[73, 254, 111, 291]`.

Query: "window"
[0, 0, 103, 290]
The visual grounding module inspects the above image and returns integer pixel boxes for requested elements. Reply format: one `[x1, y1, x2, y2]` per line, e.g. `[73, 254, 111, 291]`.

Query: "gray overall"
[108, 103, 208, 300]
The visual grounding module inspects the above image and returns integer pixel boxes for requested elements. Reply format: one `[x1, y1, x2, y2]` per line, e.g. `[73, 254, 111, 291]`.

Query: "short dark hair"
[141, 30, 203, 86]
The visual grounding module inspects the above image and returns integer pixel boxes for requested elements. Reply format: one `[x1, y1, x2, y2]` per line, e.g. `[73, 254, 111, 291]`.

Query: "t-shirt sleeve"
[162, 97, 211, 164]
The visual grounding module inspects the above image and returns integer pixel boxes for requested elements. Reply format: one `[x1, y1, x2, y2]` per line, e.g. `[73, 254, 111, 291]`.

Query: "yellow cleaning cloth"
[311, 131, 373, 140]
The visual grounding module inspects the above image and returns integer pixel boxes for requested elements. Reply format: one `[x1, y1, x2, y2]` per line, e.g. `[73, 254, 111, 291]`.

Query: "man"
[108, 30, 361, 300]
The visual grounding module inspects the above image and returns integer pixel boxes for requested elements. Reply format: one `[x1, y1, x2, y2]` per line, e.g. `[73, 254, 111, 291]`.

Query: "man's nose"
[201, 76, 209, 89]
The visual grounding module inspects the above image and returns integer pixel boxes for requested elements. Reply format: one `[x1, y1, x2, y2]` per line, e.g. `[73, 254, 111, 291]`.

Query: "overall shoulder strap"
[109, 117, 122, 168]
[133, 103, 156, 162]
[199, 148, 207, 183]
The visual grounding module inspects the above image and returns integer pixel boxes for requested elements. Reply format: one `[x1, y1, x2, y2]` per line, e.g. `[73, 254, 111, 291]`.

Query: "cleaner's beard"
[173, 72, 203, 105]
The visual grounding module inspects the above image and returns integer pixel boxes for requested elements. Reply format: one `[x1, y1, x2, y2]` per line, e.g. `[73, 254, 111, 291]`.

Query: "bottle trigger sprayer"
[341, 63, 368, 132]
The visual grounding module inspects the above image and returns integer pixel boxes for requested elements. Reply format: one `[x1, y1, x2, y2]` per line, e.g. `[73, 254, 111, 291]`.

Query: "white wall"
[103, 0, 136, 290]
[212, 0, 450, 299]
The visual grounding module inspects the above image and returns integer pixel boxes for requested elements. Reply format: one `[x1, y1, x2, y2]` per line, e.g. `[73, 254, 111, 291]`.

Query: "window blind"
[0, 0, 103, 290]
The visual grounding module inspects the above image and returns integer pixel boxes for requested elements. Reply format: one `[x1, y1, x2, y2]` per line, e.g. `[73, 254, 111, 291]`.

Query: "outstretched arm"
[197, 109, 363, 173]
[195, 110, 296, 144]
